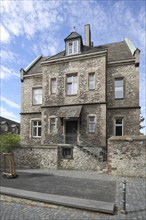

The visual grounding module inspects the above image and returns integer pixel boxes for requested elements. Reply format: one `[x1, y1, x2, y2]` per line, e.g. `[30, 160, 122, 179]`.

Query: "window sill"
[89, 89, 95, 91]
[32, 104, 42, 106]
[66, 94, 77, 96]
[114, 98, 124, 100]
[49, 132, 58, 135]
[62, 157, 74, 160]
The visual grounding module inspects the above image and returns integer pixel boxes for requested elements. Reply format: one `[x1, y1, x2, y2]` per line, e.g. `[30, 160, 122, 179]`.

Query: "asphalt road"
[1, 171, 116, 202]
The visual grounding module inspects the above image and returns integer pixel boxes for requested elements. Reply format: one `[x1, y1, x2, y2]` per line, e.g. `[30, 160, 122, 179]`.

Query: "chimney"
[85, 24, 91, 47]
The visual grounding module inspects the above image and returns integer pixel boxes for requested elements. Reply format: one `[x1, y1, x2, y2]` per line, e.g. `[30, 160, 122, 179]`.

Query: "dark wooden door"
[65, 121, 77, 144]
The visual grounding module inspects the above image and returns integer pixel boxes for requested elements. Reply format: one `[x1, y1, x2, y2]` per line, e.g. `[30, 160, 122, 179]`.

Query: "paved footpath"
[0, 169, 146, 220]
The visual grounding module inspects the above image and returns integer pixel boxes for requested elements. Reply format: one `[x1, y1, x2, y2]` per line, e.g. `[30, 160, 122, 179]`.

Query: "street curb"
[0, 187, 115, 214]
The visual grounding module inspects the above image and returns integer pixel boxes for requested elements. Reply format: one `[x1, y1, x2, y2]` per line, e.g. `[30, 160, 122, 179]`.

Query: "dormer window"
[67, 40, 78, 55]
[65, 31, 82, 56]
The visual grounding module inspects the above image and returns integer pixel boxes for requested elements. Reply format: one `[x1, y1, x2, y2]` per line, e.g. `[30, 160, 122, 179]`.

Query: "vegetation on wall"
[0, 132, 21, 153]
[140, 113, 145, 135]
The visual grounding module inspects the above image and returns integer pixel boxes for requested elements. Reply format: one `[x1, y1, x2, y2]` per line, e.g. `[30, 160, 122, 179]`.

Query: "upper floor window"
[32, 120, 41, 138]
[32, 88, 42, 105]
[66, 74, 77, 95]
[51, 78, 57, 94]
[50, 117, 57, 133]
[88, 116, 95, 133]
[88, 73, 95, 90]
[114, 79, 123, 99]
[114, 118, 123, 136]
[67, 41, 78, 55]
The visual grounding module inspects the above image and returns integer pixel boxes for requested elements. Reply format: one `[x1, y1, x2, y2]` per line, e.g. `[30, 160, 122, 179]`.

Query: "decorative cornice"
[20, 112, 41, 115]
[41, 50, 107, 65]
[108, 59, 135, 67]
[107, 106, 140, 110]
[41, 102, 107, 108]
[23, 72, 43, 78]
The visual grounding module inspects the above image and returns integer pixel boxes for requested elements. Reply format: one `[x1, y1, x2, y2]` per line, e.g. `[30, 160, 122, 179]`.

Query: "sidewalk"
[0, 169, 146, 219]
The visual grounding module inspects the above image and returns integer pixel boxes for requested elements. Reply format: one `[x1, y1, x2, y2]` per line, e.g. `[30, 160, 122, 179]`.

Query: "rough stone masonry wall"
[107, 64, 139, 108]
[108, 136, 146, 177]
[14, 145, 58, 169]
[59, 146, 106, 171]
[43, 56, 106, 106]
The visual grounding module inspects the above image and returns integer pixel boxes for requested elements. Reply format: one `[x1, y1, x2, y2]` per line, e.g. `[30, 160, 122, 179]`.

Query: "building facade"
[20, 24, 140, 170]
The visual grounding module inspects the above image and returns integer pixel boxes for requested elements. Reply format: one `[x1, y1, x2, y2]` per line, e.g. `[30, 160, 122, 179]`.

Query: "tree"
[0, 132, 20, 153]
[0, 133, 20, 178]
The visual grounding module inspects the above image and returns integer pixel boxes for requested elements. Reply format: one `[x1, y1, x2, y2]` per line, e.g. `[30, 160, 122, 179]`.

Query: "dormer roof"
[64, 31, 82, 41]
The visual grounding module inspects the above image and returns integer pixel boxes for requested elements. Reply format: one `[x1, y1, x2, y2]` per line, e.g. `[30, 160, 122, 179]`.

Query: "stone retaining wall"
[0, 145, 106, 172]
[108, 136, 146, 177]
[14, 145, 58, 169]
[59, 146, 106, 171]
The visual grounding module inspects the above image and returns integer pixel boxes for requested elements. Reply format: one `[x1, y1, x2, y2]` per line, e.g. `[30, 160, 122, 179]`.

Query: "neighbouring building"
[19, 24, 141, 171]
[0, 116, 20, 134]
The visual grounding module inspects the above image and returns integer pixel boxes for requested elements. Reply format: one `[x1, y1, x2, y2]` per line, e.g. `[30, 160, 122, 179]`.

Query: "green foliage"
[140, 115, 145, 130]
[0, 133, 21, 153]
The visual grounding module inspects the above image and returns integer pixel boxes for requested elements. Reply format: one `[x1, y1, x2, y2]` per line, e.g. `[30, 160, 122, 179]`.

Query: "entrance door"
[65, 121, 78, 144]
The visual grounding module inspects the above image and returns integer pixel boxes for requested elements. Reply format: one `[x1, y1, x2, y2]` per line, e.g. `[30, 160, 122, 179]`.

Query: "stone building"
[20, 24, 141, 170]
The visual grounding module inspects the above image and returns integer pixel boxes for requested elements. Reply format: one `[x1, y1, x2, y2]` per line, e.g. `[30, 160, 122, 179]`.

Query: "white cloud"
[1, 0, 64, 42]
[0, 50, 18, 62]
[0, 66, 19, 79]
[0, 24, 10, 43]
[1, 97, 20, 109]
[0, 107, 20, 122]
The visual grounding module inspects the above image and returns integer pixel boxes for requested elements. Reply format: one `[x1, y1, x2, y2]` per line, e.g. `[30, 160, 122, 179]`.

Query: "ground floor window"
[114, 118, 123, 136]
[50, 118, 56, 133]
[62, 147, 73, 159]
[88, 116, 95, 133]
[49, 117, 57, 134]
[32, 120, 41, 137]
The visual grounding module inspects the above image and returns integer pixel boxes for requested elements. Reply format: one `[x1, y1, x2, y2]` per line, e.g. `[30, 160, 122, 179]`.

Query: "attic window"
[67, 40, 78, 55]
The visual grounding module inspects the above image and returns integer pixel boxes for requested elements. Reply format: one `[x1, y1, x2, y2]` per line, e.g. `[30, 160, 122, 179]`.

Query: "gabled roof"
[0, 116, 20, 126]
[44, 40, 134, 63]
[22, 56, 47, 75]
[24, 55, 42, 72]
[64, 31, 82, 41]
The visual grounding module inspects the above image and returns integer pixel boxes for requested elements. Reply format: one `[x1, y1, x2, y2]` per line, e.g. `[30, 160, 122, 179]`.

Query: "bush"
[0, 133, 21, 153]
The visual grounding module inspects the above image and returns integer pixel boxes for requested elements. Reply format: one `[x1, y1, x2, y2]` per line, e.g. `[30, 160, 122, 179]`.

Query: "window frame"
[66, 73, 78, 96]
[62, 147, 73, 159]
[67, 40, 78, 55]
[31, 119, 41, 138]
[88, 115, 96, 133]
[114, 78, 124, 100]
[114, 117, 124, 136]
[88, 72, 95, 90]
[51, 78, 57, 95]
[49, 116, 57, 134]
[32, 87, 42, 105]
[50, 117, 56, 133]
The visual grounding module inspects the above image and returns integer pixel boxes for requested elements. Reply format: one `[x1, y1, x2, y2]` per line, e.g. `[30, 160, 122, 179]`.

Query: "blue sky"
[0, 0, 146, 134]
